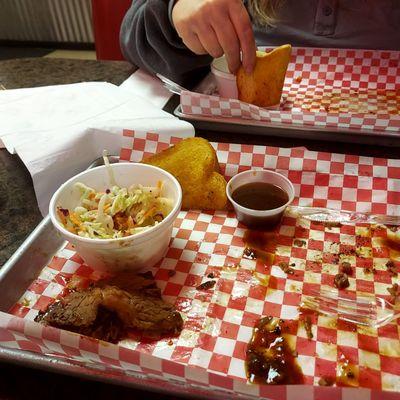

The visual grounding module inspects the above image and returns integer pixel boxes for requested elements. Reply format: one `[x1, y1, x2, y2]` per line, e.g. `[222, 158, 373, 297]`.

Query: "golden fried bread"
[142, 137, 227, 210]
[237, 44, 292, 107]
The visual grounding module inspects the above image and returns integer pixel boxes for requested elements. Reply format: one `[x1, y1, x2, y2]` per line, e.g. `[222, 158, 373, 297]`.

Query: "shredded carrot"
[135, 206, 156, 226]
[127, 216, 134, 229]
[88, 192, 95, 200]
[143, 206, 157, 219]
[66, 226, 77, 234]
[69, 212, 82, 226]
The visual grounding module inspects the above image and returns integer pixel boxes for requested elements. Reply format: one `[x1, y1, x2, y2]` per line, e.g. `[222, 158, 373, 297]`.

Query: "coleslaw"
[57, 181, 173, 239]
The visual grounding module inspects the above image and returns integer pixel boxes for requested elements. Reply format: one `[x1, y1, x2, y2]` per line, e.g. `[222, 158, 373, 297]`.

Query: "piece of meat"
[99, 286, 183, 335]
[35, 284, 183, 341]
[386, 260, 398, 277]
[334, 273, 350, 289]
[96, 271, 161, 297]
[340, 262, 353, 276]
[36, 287, 103, 328]
[303, 315, 313, 340]
[80, 306, 125, 343]
[387, 283, 400, 303]
[278, 261, 294, 275]
[196, 280, 216, 291]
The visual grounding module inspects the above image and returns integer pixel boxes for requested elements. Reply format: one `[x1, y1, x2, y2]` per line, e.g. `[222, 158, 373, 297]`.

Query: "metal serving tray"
[0, 156, 227, 399]
[172, 71, 400, 147]
[174, 104, 400, 146]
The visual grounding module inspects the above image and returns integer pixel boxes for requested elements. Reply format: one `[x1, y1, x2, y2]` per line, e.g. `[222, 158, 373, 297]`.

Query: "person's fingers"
[228, 1, 256, 74]
[211, 19, 241, 73]
[194, 23, 224, 59]
[182, 32, 207, 55]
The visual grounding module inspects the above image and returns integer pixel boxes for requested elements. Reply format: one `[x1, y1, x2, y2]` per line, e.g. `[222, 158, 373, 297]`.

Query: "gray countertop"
[0, 57, 135, 266]
[0, 58, 135, 89]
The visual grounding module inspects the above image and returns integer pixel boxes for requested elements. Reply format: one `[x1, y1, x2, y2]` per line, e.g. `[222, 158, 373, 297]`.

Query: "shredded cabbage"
[57, 175, 173, 239]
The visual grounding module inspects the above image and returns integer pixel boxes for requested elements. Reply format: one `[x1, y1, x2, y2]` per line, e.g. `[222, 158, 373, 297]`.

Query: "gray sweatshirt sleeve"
[120, 0, 212, 86]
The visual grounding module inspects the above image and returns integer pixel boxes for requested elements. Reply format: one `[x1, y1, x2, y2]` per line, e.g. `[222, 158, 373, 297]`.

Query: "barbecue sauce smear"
[243, 230, 278, 265]
[246, 317, 304, 385]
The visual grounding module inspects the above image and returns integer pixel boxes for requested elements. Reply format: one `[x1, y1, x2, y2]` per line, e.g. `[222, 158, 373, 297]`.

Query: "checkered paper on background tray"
[181, 47, 400, 134]
[2, 130, 400, 400]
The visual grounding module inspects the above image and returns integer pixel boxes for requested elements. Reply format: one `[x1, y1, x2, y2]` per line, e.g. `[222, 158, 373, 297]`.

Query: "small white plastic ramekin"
[49, 163, 182, 273]
[211, 56, 238, 99]
[226, 169, 295, 229]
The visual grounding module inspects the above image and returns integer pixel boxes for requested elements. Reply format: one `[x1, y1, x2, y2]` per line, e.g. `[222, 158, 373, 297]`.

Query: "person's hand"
[172, 0, 256, 74]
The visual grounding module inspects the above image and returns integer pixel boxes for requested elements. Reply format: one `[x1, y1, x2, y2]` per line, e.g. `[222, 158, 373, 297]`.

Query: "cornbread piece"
[237, 45, 292, 107]
[142, 137, 227, 210]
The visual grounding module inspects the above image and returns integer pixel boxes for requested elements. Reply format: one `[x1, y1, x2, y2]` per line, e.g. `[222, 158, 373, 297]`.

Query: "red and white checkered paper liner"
[181, 47, 400, 134]
[2, 130, 400, 400]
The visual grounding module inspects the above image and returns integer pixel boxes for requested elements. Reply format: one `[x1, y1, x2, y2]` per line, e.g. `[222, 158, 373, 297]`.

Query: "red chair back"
[92, 0, 132, 60]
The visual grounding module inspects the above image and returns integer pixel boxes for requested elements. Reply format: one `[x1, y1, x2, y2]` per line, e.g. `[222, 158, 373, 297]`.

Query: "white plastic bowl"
[211, 56, 238, 99]
[49, 163, 182, 273]
[226, 169, 295, 229]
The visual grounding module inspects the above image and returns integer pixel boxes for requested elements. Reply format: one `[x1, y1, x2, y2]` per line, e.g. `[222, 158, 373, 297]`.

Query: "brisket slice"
[35, 282, 183, 342]
[96, 271, 161, 298]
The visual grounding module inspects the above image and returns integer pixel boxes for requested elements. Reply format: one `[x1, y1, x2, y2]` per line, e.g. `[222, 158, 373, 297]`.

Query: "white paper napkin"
[0, 82, 194, 215]
[119, 69, 173, 108]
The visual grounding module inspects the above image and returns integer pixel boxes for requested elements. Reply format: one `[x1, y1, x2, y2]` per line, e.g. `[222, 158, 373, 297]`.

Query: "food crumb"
[167, 270, 176, 277]
[295, 75, 302, 83]
[340, 262, 353, 276]
[386, 260, 398, 276]
[347, 371, 355, 379]
[167, 339, 174, 346]
[304, 315, 313, 340]
[196, 280, 216, 291]
[57, 207, 69, 216]
[324, 221, 342, 229]
[294, 239, 306, 247]
[207, 272, 215, 279]
[334, 273, 350, 290]
[387, 283, 400, 303]
[278, 261, 295, 275]
[243, 247, 256, 260]
[21, 298, 30, 307]
[318, 376, 335, 386]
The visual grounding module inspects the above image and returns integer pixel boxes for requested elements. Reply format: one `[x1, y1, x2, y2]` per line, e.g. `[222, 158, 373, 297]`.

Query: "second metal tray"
[172, 73, 400, 146]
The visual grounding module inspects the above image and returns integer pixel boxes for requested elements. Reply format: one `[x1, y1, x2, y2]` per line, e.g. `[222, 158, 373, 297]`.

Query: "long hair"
[247, 0, 284, 27]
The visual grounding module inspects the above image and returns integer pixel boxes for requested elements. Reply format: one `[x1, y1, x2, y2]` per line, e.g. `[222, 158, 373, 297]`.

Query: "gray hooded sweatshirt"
[120, 0, 400, 85]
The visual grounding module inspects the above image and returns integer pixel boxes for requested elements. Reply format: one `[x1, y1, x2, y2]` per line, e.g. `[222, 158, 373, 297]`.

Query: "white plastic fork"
[156, 73, 186, 95]
[302, 288, 399, 328]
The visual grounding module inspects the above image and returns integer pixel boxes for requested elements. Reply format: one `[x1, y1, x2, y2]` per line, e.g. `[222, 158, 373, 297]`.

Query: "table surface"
[0, 56, 399, 400]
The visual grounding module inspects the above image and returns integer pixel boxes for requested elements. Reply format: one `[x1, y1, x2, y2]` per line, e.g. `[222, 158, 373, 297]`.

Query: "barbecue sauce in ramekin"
[231, 182, 289, 211]
[231, 182, 289, 229]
